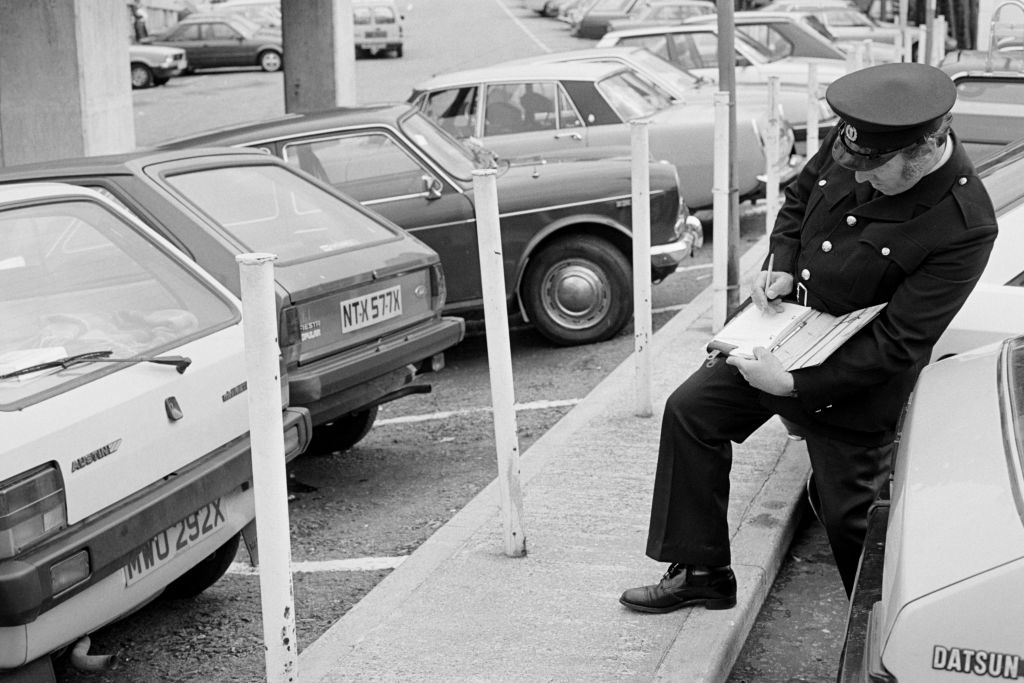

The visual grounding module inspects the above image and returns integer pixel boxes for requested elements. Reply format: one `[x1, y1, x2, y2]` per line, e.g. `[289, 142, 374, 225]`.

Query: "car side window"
[209, 23, 240, 39]
[283, 134, 430, 204]
[555, 85, 585, 129]
[173, 24, 201, 41]
[738, 25, 794, 59]
[484, 83, 525, 135]
[421, 87, 479, 139]
[619, 35, 672, 63]
[689, 32, 720, 68]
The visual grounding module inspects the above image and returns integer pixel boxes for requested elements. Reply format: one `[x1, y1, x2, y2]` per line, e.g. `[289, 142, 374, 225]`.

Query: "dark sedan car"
[161, 104, 703, 346]
[0, 148, 464, 451]
[141, 13, 283, 72]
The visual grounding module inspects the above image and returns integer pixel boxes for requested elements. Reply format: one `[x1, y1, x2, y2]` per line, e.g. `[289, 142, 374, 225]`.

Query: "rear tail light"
[279, 306, 301, 366]
[0, 464, 67, 559]
[429, 263, 447, 311]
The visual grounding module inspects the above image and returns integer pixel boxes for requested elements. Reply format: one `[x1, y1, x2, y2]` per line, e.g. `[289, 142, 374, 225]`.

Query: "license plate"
[340, 285, 402, 333]
[365, 29, 386, 38]
[123, 499, 226, 586]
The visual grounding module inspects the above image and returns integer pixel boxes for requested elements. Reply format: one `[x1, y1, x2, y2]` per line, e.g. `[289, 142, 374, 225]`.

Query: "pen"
[765, 252, 775, 302]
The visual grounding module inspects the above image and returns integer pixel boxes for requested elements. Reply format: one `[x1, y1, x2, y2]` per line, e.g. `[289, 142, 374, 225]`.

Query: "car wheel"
[394, 45, 403, 58]
[259, 50, 282, 72]
[130, 63, 154, 89]
[309, 406, 379, 454]
[161, 533, 240, 600]
[522, 235, 632, 346]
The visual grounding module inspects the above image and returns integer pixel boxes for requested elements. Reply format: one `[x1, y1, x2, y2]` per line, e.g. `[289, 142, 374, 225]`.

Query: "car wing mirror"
[422, 175, 443, 200]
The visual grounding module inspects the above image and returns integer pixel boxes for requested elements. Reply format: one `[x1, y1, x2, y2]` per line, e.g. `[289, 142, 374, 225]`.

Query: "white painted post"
[917, 24, 929, 63]
[805, 63, 820, 158]
[235, 253, 297, 683]
[712, 91, 731, 333]
[894, 29, 904, 63]
[846, 41, 865, 71]
[471, 169, 526, 558]
[630, 120, 653, 418]
[862, 39, 873, 65]
[933, 16, 947, 65]
[765, 76, 781, 237]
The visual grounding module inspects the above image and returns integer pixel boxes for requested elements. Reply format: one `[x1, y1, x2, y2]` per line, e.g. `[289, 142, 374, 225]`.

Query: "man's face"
[853, 141, 937, 196]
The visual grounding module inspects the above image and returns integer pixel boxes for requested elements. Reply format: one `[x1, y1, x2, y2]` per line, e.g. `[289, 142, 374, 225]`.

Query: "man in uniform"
[619, 62, 998, 611]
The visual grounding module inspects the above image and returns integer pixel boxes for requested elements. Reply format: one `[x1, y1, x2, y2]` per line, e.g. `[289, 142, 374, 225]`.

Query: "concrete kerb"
[300, 233, 811, 681]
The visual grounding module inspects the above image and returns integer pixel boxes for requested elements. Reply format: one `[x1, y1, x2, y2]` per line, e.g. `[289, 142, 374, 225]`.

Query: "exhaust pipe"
[69, 635, 117, 672]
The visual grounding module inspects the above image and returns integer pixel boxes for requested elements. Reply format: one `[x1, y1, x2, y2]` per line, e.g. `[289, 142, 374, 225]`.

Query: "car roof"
[688, 10, 818, 21]
[603, 23, 722, 38]
[159, 103, 416, 148]
[504, 45, 656, 65]
[0, 147, 274, 182]
[415, 61, 628, 89]
[0, 181, 105, 204]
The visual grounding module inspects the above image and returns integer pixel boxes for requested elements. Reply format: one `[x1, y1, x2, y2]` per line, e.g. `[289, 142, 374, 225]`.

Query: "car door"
[163, 23, 211, 68]
[205, 20, 249, 66]
[279, 131, 483, 307]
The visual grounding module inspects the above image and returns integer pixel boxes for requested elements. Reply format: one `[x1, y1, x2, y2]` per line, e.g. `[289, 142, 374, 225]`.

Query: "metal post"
[471, 169, 526, 558]
[925, 0, 936, 65]
[630, 120, 653, 418]
[712, 91, 733, 333]
[805, 63, 819, 158]
[917, 24, 929, 63]
[765, 76, 781, 237]
[236, 253, 297, 683]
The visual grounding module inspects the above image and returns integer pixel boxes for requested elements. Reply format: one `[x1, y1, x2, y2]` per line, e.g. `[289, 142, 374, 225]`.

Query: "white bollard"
[765, 76, 781, 236]
[894, 30, 904, 63]
[917, 24, 928, 64]
[630, 120, 653, 418]
[933, 16, 947, 65]
[846, 41, 865, 72]
[712, 90, 731, 333]
[236, 253, 298, 683]
[805, 63, 820, 158]
[862, 39, 873, 66]
[471, 169, 526, 558]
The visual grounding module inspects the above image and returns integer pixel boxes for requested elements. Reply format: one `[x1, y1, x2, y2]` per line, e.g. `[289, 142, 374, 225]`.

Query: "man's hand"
[751, 269, 794, 313]
[727, 347, 796, 396]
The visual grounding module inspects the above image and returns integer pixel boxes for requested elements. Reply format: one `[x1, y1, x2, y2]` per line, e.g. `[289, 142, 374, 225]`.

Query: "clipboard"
[707, 300, 886, 370]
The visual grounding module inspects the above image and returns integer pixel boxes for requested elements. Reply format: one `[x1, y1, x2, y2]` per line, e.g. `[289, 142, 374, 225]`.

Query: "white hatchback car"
[0, 184, 310, 680]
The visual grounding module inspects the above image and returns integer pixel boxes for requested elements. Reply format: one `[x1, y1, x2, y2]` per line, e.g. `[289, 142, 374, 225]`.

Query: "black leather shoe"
[619, 564, 737, 613]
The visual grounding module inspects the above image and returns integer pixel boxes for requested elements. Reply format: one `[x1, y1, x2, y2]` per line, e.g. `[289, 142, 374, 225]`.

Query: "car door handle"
[553, 132, 582, 141]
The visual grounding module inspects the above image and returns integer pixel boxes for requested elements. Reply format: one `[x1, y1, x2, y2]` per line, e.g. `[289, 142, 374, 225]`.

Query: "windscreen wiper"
[0, 350, 192, 380]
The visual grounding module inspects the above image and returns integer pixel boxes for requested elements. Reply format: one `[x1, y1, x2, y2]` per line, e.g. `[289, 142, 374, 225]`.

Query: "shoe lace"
[662, 563, 685, 581]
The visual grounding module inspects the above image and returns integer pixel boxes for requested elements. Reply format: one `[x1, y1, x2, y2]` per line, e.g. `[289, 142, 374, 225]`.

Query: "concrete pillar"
[282, 0, 357, 113]
[0, 0, 134, 166]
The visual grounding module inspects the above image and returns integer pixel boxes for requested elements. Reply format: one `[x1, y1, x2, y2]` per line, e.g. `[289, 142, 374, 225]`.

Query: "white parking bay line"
[227, 556, 407, 576]
[376, 398, 580, 426]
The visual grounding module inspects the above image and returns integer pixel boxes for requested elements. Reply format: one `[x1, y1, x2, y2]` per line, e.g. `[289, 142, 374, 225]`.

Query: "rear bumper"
[289, 315, 465, 426]
[0, 406, 310, 633]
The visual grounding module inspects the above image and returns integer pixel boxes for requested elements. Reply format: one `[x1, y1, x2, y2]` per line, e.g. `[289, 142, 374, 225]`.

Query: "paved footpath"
[299, 234, 811, 682]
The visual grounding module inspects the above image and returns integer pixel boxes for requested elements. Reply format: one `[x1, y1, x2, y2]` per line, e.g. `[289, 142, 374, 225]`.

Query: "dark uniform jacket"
[762, 127, 998, 445]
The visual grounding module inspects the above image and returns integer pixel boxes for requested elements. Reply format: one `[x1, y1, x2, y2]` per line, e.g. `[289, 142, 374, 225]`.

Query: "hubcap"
[540, 259, 610, 331]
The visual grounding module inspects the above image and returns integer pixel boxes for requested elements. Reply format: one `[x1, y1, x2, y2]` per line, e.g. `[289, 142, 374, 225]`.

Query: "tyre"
[130, 63, 154, 89]
[258, 50, 282, 72]
[153, 76, 169, 86]
[161, 533, 240, 600]
[521, 235, 632, 346]
[394, 44, 403, 58]
[309, 406, 379, 454]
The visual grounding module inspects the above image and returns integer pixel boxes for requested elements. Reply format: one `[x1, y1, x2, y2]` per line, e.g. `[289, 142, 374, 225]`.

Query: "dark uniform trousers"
[645, 356, 892, 597]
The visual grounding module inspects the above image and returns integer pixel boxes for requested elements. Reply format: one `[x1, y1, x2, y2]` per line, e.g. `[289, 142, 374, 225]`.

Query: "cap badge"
[845, 125, 858, 142]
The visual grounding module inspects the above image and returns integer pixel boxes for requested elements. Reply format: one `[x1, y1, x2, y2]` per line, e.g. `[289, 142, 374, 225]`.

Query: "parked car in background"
[208, 0, 281, 28]
[0, 148, 464, 452]
[129, 44, 188, 89]
[937, 48, 1024, 162]
[140, 12, 283, 72]
[409, 61, 801, 211]
[160, 104, 703, 346]
[353, 0, 405, 58]
[0, 183, 311, 680]
[605, 0, 716, 33]
[504, 46, 838, 152]
[596, 23, 849, 88]
[685, 11, 848, 60]
[571, 0, 643, 39]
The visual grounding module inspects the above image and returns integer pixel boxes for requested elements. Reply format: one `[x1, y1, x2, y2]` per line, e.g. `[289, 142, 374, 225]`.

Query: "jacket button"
[846, 215, 857, 226]
[801, 268, 811, 280]
[822, 240, 832, 253]
[818, 179, 827, 186]
[881, 247, 891, 256]
[958, 177, 968, 185]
